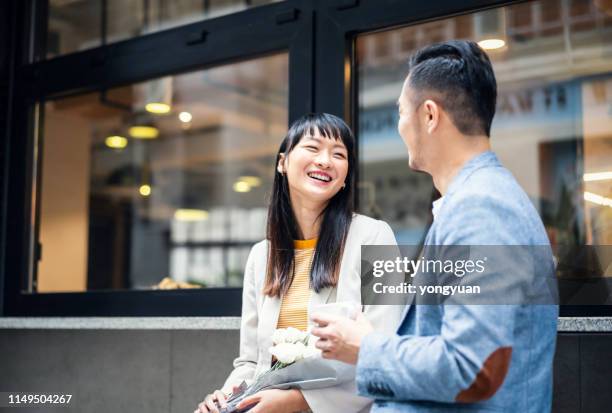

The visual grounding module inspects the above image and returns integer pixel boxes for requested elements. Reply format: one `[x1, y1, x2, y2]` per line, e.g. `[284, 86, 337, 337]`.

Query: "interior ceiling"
[45, 51, 288, 212]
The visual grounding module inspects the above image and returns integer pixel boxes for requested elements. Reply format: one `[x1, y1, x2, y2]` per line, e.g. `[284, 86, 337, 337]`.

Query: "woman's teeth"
[308, 172, 331, 182]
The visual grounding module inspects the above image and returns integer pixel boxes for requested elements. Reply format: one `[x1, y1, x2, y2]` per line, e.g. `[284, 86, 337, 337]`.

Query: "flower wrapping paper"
[219, 356, 355, 413]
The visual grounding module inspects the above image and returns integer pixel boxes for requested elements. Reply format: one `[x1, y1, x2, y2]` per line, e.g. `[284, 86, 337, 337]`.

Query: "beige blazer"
[222, 214, 404, 413]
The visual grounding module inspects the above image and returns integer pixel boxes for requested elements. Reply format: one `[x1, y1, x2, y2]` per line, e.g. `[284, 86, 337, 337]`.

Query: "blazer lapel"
[258, 293, 281, 368]
[309, 286, 333, 306]
[307, 286, 334, 324]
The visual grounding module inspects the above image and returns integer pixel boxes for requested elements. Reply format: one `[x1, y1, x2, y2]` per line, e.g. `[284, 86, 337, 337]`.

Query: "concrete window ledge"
[0, 316, 611, 332]
[0, 317, 242, 330]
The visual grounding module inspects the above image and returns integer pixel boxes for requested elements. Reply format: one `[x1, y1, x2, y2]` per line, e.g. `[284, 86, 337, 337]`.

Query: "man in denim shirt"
[311, 40, 558, 412]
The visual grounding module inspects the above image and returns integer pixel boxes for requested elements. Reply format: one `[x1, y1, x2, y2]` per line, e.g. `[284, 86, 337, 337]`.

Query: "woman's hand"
[237, 389, 308, 413]
[195, 388, 232, 413]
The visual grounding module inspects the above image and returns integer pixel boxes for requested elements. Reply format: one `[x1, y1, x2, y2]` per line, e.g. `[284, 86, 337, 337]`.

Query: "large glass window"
[36, 52, 288, 292]
[356, 0, 612, 301]
[47, 0, 282, 58]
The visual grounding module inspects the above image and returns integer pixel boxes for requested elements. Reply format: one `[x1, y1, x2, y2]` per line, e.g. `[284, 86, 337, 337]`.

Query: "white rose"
[272, 329, 287, 345]
[270, 342, 307, 364]
[284, 327, 307, 343]
[304, 334, 321, 358]
[292, 342, 307, 361]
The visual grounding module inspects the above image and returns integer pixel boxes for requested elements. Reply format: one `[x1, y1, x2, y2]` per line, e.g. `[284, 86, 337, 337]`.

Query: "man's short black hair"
[406, 40, 497, 137]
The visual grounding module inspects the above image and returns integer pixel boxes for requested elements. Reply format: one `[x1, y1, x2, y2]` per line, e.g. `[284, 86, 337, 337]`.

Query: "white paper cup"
[310, 301, 360, 322]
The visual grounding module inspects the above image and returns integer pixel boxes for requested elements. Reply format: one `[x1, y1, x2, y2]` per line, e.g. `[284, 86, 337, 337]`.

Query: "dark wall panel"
[552, 334, 580, 413]
[579, 334, 612, 413]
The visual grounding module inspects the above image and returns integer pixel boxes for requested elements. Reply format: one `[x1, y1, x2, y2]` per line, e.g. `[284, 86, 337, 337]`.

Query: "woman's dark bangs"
[287, 114, 354, 152]
[309, 118, 341, 141]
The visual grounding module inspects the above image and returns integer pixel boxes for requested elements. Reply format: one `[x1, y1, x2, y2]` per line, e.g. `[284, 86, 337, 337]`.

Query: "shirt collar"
[432, 196, 444, 220]
[430, 151, 500, 220]
[445, 151, 500, 198]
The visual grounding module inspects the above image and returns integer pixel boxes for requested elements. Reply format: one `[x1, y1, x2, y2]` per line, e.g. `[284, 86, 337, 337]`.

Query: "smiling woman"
[196, 113, 403, 413]
[266, 113, 355, 297]
[284, 135, 347, 192]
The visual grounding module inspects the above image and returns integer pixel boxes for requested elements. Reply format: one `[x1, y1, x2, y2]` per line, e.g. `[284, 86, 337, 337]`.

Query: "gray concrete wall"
[0, 330, 238, 413]
[1, 330, 611, 413]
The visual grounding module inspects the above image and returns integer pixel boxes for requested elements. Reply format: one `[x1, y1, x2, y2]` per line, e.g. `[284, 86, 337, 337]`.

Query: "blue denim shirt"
[356, 151, 559, 412]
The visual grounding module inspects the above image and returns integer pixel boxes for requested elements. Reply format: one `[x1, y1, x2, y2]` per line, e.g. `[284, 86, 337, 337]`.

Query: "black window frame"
[315, 0, 612, 317]
[2, 0, 314, 316]
[1, 0, 609, 316]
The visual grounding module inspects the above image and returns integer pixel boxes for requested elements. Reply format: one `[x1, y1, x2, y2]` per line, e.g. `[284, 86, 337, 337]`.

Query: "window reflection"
[47, 0, 282, 58]
[356, 1, 612, 292]
[37, 53, 288, 292]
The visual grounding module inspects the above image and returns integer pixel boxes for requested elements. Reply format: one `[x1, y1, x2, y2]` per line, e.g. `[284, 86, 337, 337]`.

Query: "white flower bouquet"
[269, 327, 318, 366]
[220, 327, 351, 413]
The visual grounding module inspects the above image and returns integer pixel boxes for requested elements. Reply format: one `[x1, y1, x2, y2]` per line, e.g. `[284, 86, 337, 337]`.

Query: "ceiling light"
[239, 176, 261, 187]
[477, 38, 506, 50]
[584, 171, 612, 182]
[584, 191, 612, 207]
[105, 135, 128, 149]
[145, 102, 171, 114]
[129, 126, 159, 139]
[174, 209, 209, 221]
[474, 9, 507, 51]
[233, 181, 251, 193]
[179, 111, 192, 123]
[139, 184, 152, 197]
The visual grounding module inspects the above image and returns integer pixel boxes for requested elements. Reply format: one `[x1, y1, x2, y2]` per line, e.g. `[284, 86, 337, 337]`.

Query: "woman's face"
[279, 130, 349, 207]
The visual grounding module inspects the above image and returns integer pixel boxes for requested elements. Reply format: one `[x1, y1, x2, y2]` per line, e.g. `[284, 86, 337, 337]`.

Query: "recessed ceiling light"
[129, 126, 159, 139]
[105, 135, 128, 149]
[584, 171, 612, 182]
[139, 184, 152, 197]
[145, 102, 171, 114]
[174, 209, 209, 221]
[478, 38, 506, 50]
[233, 181, 251, 193]
[584, 191, 612, 207]
[179, 111, 192, 123]
[239, 176, 261, 187]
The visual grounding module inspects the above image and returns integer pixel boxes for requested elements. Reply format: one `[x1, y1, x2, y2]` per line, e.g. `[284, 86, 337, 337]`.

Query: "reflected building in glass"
[356, 0, 612, 282]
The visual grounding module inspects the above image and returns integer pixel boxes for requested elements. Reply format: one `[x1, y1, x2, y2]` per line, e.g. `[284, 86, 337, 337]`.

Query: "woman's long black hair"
[263, 113, 356, 297]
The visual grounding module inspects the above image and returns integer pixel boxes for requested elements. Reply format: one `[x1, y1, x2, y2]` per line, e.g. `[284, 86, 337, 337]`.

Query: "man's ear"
[422, 99, 440, 134]
[277, 153, 286, 174]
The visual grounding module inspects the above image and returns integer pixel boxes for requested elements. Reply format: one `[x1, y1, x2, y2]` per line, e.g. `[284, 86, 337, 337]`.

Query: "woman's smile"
[306, 170, 333, 185]
[282, 132, 349, 204]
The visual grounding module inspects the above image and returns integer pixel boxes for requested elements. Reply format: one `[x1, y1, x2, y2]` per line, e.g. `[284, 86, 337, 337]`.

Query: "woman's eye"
[305, 145, 318, 151]
[334, 153, 346, 159]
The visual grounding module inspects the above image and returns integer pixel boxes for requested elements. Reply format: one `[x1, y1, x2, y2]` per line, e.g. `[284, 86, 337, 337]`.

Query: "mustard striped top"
[276, 238, 317, 332]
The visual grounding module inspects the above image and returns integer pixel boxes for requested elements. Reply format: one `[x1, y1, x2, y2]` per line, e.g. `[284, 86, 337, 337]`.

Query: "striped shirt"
[276, 238, 317, 332]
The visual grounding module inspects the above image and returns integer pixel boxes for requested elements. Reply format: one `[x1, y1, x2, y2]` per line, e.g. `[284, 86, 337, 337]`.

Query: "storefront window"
[36, 52, 288, 292]
[356, 0, 612, 298]
[46, 0, 282, 59]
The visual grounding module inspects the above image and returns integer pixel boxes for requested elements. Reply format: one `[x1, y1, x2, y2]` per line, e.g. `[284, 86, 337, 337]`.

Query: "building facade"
[1, 0, 611, 412]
